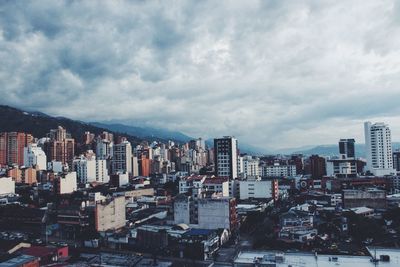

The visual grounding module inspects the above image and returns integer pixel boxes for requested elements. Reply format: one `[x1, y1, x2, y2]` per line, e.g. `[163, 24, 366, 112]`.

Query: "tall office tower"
[112, 140, 132, 175]
[24, 143, 47, 170]
[214, 136, 238, 179]
[364, 122, 395, 176]
[0, 132, 33, 166]
[339, 139, 355, 159]
[44, 126, 75, 168]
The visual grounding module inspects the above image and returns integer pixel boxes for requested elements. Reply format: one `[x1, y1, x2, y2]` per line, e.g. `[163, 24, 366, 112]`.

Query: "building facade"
[364, 122, 395, 176]
[214, 137, 238, 179]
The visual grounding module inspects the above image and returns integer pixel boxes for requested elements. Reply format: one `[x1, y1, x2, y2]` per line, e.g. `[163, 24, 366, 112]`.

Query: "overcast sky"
[1, 0, 400, 150]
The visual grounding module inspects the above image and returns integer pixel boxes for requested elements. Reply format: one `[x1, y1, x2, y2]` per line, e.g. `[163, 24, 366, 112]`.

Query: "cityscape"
[1, 107, 400, 266]
[2, 1, 400, 267]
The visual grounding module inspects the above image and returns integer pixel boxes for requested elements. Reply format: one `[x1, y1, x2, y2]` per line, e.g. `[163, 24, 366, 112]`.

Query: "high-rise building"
[214, 137, 238, 179]
[326, 139, 358, 178]
[96, 138, 113, 160]
[112, 140, 132, 175]
[73, 155, 96, 184]
[364, 122, 395, 176]
[309, 155, 326, 179]
[339, 139, 355, 159]
[24, 144, 47, 170]
[82, 131, 95, 145]
[44, 126, 75, 168]
[394, 150, 400, 172]
[0, 132, 33, 166]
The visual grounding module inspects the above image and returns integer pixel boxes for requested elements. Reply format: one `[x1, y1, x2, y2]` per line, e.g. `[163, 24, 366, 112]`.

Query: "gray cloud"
[1, 0, 400, 150]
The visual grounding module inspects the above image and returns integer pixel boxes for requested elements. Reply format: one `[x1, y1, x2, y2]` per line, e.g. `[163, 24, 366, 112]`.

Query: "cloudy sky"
[1, 0, 400, 150]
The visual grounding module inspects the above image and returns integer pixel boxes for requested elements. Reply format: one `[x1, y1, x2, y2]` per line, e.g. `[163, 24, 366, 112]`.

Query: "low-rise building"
[174, 195, 237, 231]
[95, 196, 126, 232]
[342, 189, 386, 209]
[0, 177, 15, 196]
[238, 179, 278, 200]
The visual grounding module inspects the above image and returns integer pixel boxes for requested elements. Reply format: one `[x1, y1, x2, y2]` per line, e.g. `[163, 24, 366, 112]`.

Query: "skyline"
[2, 1, 400, 149]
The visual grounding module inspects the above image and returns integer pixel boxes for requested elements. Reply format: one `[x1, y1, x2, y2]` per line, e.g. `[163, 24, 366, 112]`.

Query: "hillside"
[0, 105, 144, 145]
[91, 122, 192, 143]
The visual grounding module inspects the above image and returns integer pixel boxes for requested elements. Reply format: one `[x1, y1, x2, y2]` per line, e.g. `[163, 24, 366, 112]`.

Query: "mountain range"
[1, 104, 398, 157]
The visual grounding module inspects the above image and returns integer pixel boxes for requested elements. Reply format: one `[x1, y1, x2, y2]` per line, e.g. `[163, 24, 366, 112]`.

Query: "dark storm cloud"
[1, 0, 400, 149]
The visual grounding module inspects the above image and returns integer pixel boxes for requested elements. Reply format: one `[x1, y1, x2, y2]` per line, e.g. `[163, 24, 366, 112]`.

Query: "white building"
[58, 172, 77, 194]
[364, 122, 395, 176]
[73, 155, 96, 183]
[0, 177, 15, 196]
[214, 137, 238, 179]
[96, 159, 110, 183]
[239, 179, 278, 200]
[23, 144, 47, 170]
[261, 163, 296, 177]
[112, 141, 132, 175]
[95, 196, 126, 232]
[174, 195, 236, 231]
[132, 156, 139, 177]
[242, 156, 260, 178]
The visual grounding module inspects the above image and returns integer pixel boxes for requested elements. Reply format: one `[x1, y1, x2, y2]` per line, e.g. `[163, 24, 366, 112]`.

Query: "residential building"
[308, 155, 326, 179]
[364, 122, 395, 176]
[393, 150, 400, 172]
[96, 138, 113, 160]
[239, 179, 278, 200]
[73, 155, 96, 184]
[261, 163, 296, 178]
[24, 143, 47, 170]
[214, 136, 238, 179]
[112, 141, 132, 175]
[44, 126, 75, 168]
[0, 132, 33, 166]
[242, 155, 260, 178]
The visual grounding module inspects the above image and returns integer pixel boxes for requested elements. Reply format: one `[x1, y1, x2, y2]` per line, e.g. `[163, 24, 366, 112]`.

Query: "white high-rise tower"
[364, 122, 395, 176]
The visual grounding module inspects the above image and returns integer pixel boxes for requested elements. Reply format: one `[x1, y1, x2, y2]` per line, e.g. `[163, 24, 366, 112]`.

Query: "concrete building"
[96, 138, 113, 160]
[342, 188, 386, 209]
[214, 137, 238, 179]
[23, 143, 47, 170]
[393, 150, 400, 172]
[0, 177, 15, 196]
[308, 155, 326, 179]
[242, 155, 260, 178]
[174, 195, 237, 231]
[364, 122, 395, 176]
[261, 163, 296, 178]
[112, 141, 132, 175]
[44, 126, 75, 168]
[96, 159, 110, 183]
[0, 132, 33, 166]
[239, 179, 278, 200]
[95, 196, 126, 232]
[73, 155, 96, 184]
[339, 138, 355, 159]
[57, 172, 77, 194]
